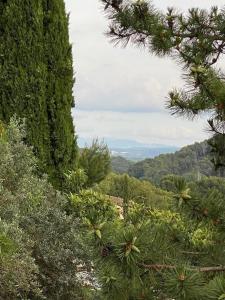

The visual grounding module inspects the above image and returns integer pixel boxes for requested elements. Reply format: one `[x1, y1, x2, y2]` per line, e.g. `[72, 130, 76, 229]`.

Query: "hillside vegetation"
[111, 156, 134, 174]
[1, 0, 225, 298]
[2, 120, 225, 299]
[97, 173, 171, 209]
[125, 141, 224, 184]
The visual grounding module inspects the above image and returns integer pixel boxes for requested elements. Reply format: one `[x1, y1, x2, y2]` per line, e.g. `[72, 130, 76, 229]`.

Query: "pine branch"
[181, 251, 207, 255]
[140, 263, 225, 273]
[101, 0, 225, 168]
[103, 0, 122, 11]
[102, 0, 225, 43]
[199, 266, 225, 273]
[139, 263, 175, 271]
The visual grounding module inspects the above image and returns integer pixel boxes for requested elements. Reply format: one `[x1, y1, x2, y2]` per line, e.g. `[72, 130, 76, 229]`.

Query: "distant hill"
[112, 140, 224, 184]
[111, 156, 134, 174]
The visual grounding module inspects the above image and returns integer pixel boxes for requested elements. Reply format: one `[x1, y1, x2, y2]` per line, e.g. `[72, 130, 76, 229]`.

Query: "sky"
[65, 0, 225, 147]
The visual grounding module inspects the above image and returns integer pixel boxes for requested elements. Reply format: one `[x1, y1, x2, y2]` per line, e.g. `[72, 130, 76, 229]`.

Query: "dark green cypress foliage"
[43, 0, 78, 186]
[0, 0, 51, 170]
[0, 0, 78, 187]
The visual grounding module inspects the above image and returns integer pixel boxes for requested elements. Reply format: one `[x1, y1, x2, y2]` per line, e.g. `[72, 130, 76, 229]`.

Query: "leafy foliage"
[206, 276, 225, 299]
[0, 118, 88, 299]
[97, 172, 171, 209]
[64, 168, 88, 194]
[1, 120, 225, 299]
[70, 190, 117, 224]
[42, 0, 78, 187]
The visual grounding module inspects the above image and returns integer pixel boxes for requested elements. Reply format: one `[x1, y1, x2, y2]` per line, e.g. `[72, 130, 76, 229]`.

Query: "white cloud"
[73, 110, 210, 147]
[65, 0, 224, 146]
[66, 0, 184, 113]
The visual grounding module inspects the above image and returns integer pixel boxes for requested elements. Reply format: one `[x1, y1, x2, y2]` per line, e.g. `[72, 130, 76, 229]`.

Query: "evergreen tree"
[75, 173, 225, 299]
[79, 139, 111, 187]
[101, 0, 225, 170]
[0, 0, 78, 187]
[0, 0, 51, 171]
[43, 0, 78, 186]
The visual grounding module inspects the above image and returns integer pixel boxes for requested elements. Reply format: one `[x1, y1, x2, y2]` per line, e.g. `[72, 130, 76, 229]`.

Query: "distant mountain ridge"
[78, 137, 151, 148]
[110, 146, 178, 161]
[78, 137, 178, 161]
[112, 140, 224, 184]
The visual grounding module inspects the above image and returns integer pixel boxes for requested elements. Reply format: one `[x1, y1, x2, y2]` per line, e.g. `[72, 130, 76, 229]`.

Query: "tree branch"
[140, 263, 225, 273]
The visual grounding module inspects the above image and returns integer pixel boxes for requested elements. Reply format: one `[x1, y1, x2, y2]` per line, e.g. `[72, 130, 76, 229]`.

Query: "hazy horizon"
[65, 0, 225, 147]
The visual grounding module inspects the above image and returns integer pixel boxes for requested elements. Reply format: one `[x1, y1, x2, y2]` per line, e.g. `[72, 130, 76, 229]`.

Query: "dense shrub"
[0, 118, 89, 299]
[97, 173, 171, 209]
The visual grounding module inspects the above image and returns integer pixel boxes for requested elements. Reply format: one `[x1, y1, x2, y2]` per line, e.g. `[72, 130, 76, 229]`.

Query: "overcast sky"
[65, 0, 225, 147]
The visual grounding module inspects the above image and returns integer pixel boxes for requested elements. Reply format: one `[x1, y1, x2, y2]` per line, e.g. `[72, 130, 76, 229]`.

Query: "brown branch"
[181, 251, 207, 255]
[103, 0, 122, 12]
[199, 266, 225, 273]
[111, 27, 225, 44]
[140, 263, 225, 273]
[140, 264, 175, 271]
[208, 41, 225, 66]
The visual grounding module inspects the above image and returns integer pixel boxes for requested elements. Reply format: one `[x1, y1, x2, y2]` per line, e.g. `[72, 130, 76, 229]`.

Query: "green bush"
[0, 118, 89, 299]
[70, 190, 117, 237]
[97, 173, 171, 209]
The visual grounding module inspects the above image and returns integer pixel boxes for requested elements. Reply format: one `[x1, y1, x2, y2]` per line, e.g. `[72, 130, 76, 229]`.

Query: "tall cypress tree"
[43, 0, 78, 186]
[0, 0, 78, 187]
[0, 0, 51, 169]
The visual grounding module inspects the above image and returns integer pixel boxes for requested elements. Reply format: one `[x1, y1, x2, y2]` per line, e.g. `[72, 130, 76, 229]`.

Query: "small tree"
[79, 139, 111, 188]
